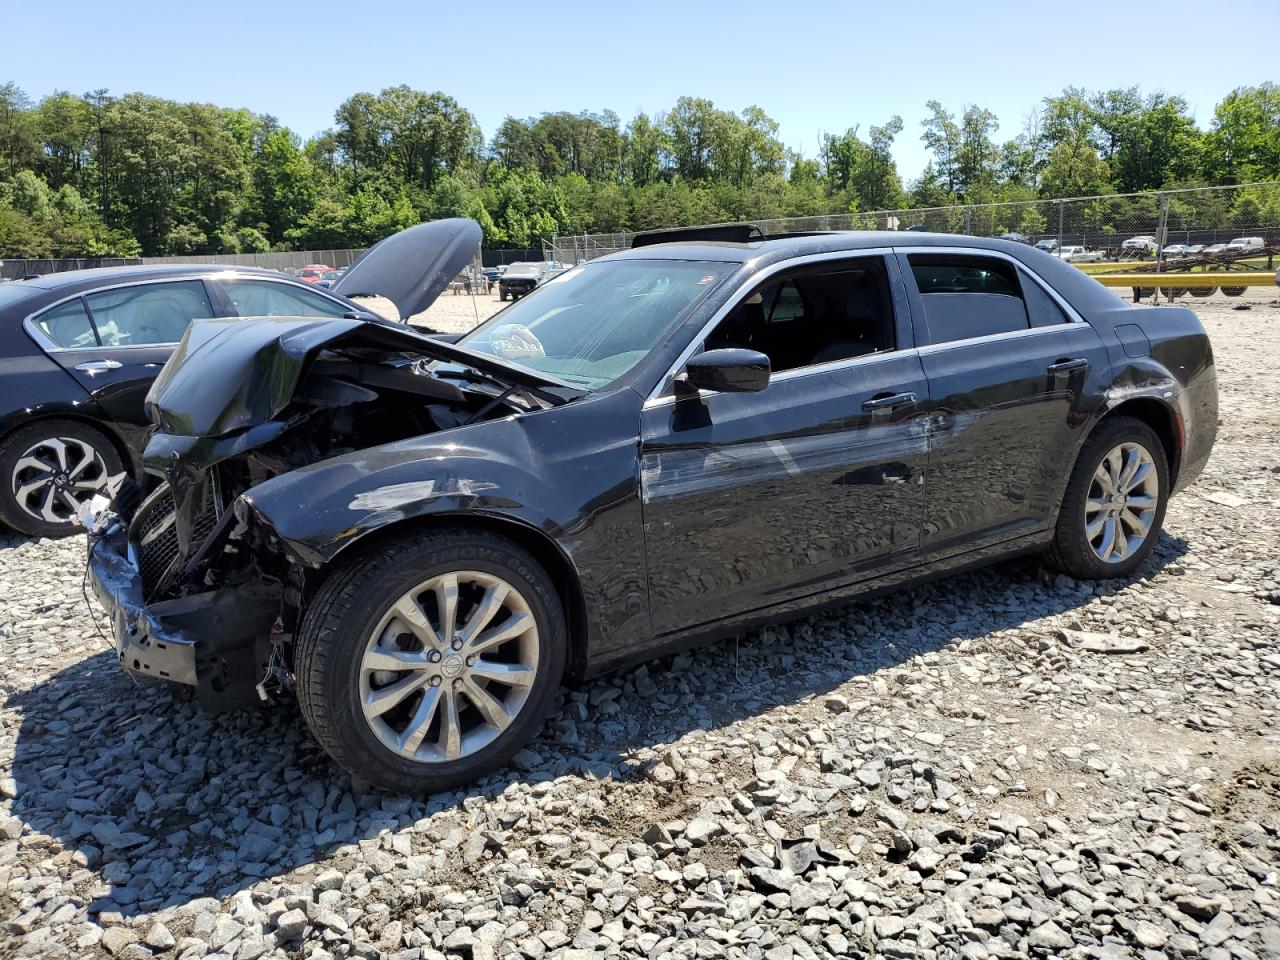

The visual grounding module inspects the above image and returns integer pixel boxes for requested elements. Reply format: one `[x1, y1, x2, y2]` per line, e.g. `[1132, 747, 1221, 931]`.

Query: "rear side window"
[1019, 270, 1070, 327]
[32, 299, 97, 349]
[221, 279, 349, 318]
[909, 255, 1029, 344]
[86, 280, 214, 346]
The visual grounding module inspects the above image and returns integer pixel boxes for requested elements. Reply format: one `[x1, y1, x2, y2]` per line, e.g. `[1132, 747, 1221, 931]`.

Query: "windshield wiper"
[427, 364, 582, 408]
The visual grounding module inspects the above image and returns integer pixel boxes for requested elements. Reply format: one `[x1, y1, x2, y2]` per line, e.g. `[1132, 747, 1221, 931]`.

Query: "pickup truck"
[498, 262, 544, 301]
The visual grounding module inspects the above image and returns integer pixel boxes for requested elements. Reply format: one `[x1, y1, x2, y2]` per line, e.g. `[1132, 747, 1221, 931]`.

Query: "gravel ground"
[2, 291, 1279, 960]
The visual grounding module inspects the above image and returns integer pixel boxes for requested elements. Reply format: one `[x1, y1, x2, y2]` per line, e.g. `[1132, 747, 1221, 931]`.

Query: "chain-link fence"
[139, 249, 366, 270]
[138, 246, 546, 272]
[547, 182, 1280, 268]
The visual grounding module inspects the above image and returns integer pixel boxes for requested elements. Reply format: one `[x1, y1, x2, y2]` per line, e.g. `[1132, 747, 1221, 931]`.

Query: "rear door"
[28, 279, 218, 449]
[897, 250, 1109, 557]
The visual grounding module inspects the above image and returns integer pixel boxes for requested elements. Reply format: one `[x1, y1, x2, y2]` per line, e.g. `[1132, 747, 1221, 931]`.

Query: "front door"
[639, 254, 928, 637]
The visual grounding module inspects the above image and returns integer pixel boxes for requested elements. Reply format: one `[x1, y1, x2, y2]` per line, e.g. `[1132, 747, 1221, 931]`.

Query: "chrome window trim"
[914, 322, 1081, 356]
[644, 247, 896, 403]
[22, 272, 352, 353]
[23, 275, 223, 353]
[643, 345, 922, 409]
[895, 245, 1087, 326]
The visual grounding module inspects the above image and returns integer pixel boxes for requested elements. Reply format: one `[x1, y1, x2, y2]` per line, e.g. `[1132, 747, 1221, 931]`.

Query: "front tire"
[295, 527, 567, 792]
[1046, 416, 1169, 579]
[0, 420, 123, 538]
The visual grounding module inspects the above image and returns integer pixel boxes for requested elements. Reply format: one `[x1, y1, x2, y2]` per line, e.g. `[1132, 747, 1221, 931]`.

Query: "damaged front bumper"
[85, 507, 283, 713]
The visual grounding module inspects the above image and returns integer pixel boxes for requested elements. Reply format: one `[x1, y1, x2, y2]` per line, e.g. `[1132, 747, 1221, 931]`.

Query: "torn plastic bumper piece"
[86, 517, 282, 713]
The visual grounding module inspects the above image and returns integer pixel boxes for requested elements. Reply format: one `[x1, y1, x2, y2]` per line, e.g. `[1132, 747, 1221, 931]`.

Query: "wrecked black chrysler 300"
[88, 220, 1218, 792]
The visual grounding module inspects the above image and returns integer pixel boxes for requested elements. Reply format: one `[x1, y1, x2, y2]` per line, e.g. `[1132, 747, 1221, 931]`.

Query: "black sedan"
[0, 222, 476, 537]
[85, 222, 1218, 792]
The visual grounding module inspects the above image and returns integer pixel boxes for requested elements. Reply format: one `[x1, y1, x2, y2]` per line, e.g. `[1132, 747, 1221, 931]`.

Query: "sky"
[6, 0, 1273, 182]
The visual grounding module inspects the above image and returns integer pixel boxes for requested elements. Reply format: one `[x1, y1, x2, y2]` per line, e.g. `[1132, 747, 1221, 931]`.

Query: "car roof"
[597, 230, 1063, 265]
[17, 263, 284, 293]
[595, 229, 1126, 315]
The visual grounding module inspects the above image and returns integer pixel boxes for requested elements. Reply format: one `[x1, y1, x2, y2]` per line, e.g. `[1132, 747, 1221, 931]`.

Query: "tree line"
[0, 81, 1276, 258]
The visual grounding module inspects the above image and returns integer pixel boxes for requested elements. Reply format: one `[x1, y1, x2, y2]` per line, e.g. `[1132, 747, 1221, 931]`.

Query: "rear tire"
[295, 527, 567, 792]
[0, 420, 123, 538]
[1220, 286, 1246, 296]
[1045, 416, 1169, 580]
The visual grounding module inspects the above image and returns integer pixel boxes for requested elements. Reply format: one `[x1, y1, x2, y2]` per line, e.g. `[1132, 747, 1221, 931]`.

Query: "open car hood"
[332, 217, 482, 320]
[145, 315, 576, 440]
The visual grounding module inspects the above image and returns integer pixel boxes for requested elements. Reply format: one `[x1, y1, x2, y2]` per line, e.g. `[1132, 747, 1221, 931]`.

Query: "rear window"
[32, 298, 97, 349]
[909, 255, 1030, 344]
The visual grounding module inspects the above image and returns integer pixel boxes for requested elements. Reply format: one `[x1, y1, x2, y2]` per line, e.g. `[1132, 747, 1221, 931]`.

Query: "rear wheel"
[1046, 416, 1168, 580]
[1220, 285, 1246, 297]
[0, 420, 123, 538]
[296, 527, 567, 792]
[1188, 284, 1216, 297]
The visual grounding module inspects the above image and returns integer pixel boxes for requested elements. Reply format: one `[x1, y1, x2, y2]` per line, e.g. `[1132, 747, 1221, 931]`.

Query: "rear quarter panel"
[1091, 303, 1217, 493]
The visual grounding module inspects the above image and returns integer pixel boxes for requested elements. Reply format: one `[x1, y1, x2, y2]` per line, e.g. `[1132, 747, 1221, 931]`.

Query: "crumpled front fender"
[240, 425, 562, 568]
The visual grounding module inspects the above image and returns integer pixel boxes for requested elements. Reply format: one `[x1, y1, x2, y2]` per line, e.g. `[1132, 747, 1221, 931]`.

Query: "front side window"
[457, 259, 733, 389]
[221, 279, 349, 318]
[86, 280, 214, 346]
[908, 255, 1029, 344]
[702, 258, 896, 373]
[33, 298, 97, 349]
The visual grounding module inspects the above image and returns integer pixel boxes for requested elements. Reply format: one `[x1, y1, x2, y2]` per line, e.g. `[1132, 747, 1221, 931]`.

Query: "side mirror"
[678, 348, 771, 394]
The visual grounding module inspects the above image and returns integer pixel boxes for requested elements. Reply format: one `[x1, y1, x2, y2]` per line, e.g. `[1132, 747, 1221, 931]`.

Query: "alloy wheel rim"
[1085, 442, 1159, 564]
[10, 436, 109, 526]
[359, 570, 539, 764]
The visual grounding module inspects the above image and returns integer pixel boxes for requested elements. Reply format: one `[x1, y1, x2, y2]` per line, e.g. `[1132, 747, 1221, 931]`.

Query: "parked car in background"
[481, 266, 504, 284]
[295, 266, 330, 284]
[1226, 236, 1264, 253]
[0, 219, 480, 537]
[1203, 243, 1230, 257]
[318, 269, 346, 289]
[1035, 239, 1059, 252]
[1121, 236, 1159, 256]
[1056, 246, 1105, 263]
[1185, 244, 1206, 256]
[498, 261, 544, 300]
[1160, 244, 1189, 258]
[84, 224, 1218, 792]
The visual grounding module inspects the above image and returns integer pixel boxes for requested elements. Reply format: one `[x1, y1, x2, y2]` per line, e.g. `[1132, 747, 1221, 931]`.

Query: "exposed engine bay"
[87, 315, 579, 711]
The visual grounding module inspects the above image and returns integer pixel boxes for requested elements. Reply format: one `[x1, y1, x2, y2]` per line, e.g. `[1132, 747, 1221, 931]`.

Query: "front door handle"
[862, 391, 917, 411]
[74, 359, 123, 374]
[1048, 358, 1089, 375]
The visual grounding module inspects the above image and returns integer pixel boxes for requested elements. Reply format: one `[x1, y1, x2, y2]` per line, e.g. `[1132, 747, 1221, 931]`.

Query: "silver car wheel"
[358, 570, 540, 763]
[10, 436, 109, 526]
[1085, 441, 1159, 564]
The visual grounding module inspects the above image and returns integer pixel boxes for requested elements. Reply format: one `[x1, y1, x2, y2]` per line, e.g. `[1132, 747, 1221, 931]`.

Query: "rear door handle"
[1048, 358, 1089, 374]
[74, 359, 123, 373]
[862, 391, 917, 411]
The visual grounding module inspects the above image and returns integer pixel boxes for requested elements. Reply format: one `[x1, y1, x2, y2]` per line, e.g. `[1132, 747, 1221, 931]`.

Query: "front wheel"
[1046, 417, 1169, 580]
[295, 527, 567, 792]
[0, 420, 123, 538]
